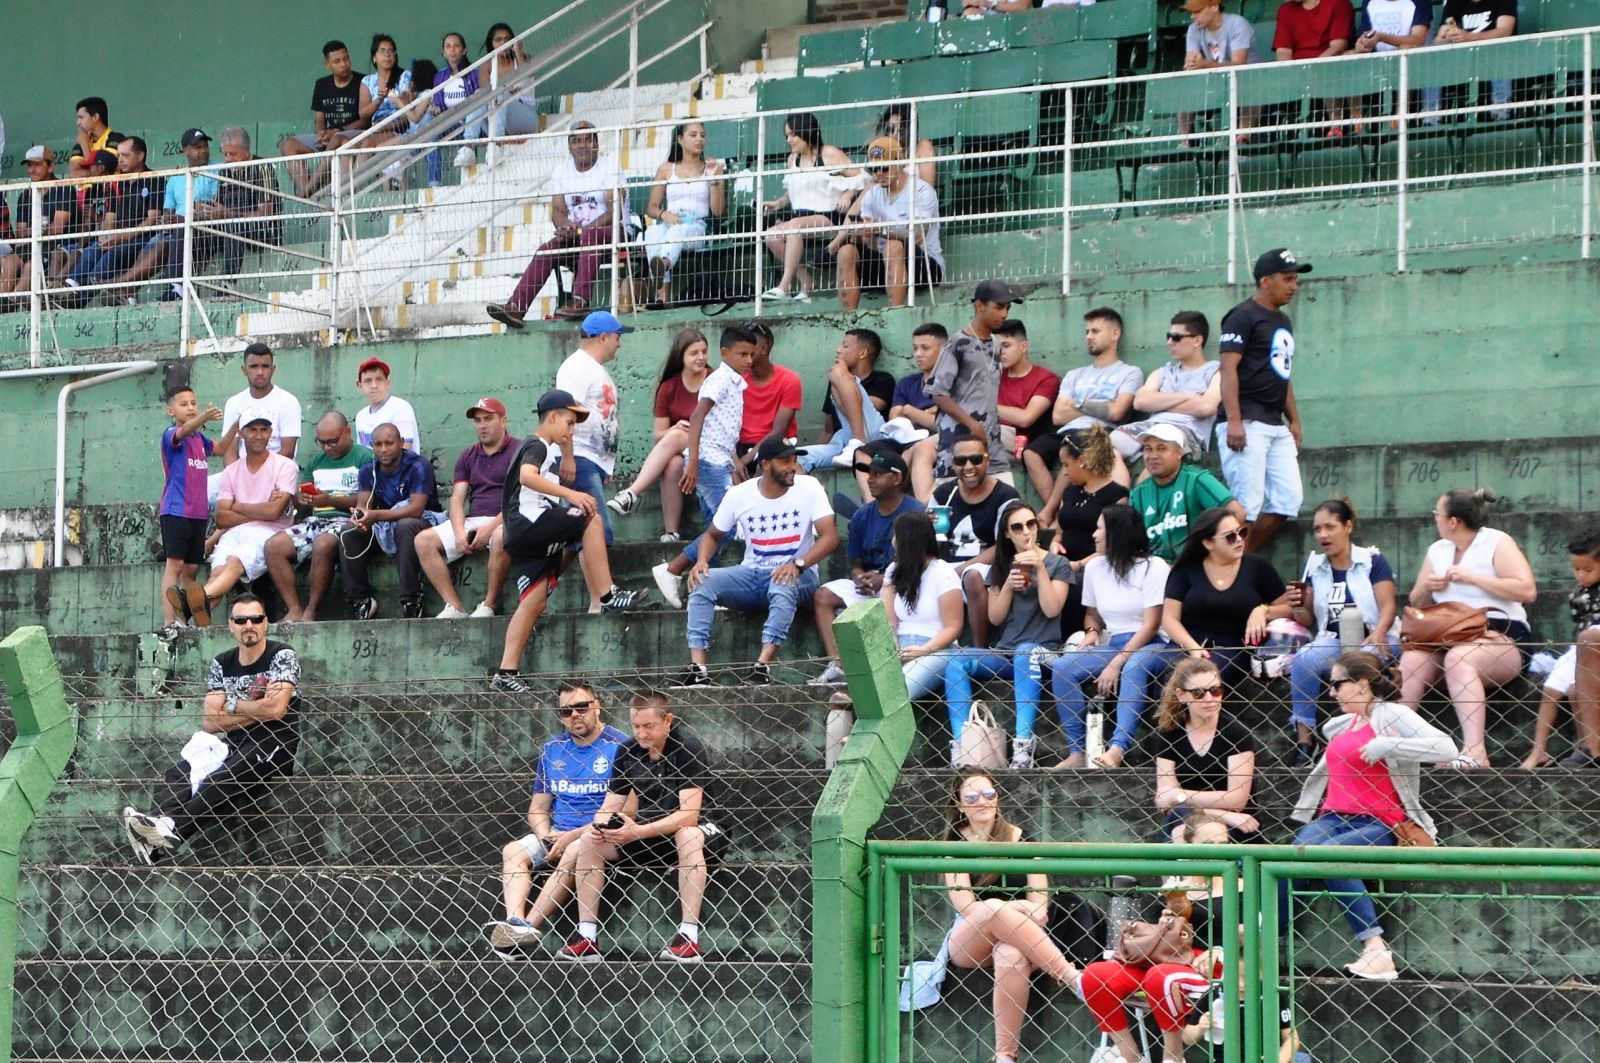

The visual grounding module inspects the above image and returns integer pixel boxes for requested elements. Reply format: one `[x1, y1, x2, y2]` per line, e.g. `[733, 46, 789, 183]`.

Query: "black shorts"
[506, 506, 590, 601]
[159, 515, 209, 565]
[854, 242, 943, 290]
[616, 818, 731, 867]
[1024, 427, 1066, 468]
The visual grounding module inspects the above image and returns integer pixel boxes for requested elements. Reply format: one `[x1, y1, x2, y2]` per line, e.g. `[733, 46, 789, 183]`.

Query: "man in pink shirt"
[170, 407, 298, 627]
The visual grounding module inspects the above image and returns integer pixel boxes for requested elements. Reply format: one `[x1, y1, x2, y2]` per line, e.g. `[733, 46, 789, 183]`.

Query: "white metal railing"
[1, 26, 1594, 363]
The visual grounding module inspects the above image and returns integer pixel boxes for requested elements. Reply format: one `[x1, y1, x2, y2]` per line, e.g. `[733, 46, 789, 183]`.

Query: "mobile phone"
[300, 481, 319, 495]
[600, 813, 624, 830]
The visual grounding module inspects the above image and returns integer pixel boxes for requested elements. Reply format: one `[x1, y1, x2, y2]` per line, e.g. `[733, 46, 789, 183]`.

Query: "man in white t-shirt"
[674, 439, 839, 688]
[219, 342, 302, 465]
[555, 311, 632, 546]
[352, 356, 421, 451]
[486, 121, 621, 326]
[1113, 309, 1223, 463]
[1022, 306, 1142, 501]
[170, 406, 298, 628]
[831, 137, 945, 312]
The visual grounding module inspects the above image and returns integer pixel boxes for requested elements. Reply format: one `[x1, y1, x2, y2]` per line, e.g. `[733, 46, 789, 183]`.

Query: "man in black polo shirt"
[120, 593, 301, 864]
[1217, 247, 1310, 553]
[561, 690, 729, 964]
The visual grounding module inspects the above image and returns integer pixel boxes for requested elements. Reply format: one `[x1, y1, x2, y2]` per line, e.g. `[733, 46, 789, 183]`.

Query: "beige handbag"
[956, 700, 1008, 772]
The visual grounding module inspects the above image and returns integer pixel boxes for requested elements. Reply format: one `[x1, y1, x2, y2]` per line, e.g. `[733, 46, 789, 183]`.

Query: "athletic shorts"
[616, 818, 730, 867]
[212, 524, 281, 583]
[159, 515, 209, 566]
[434, 515, 498, 563]
[507, 506, 590, 602]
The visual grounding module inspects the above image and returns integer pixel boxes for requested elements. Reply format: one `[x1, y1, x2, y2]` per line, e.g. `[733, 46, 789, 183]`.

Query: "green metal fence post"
[813, 600, 917, 1063]
[0, 627, 78, 1063]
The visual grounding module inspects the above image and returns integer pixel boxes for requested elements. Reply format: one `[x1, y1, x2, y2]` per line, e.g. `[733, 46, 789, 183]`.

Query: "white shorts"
[514, 832, 550, 869]
[1544, 633, 1600, 696]
[821, 578, 871, 607]
[433, 516, 498, 563]
[212, 524, 280, 583]
[1214, 420, 1302, 521]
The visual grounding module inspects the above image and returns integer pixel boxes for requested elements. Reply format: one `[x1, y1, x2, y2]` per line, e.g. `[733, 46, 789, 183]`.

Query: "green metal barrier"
[0, 627, 77, 1063]
[862, 841, 1600, 1063]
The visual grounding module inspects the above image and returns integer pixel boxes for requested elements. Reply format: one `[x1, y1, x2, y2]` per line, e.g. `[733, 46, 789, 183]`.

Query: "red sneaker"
[659, 933, 704, 963]
[557, 934, 604, 963]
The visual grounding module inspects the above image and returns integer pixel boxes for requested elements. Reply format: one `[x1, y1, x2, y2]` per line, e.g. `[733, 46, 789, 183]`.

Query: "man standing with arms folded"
[417, 397, 518, 619]
[1218, 247, 1309, 553]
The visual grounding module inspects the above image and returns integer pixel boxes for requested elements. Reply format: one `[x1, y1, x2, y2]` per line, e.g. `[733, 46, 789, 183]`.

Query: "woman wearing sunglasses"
[944, 501, 1073, 770]
[942, 772, 1082, 1063]
[1162, 506, 1291, 685]
[1287, 653, 1458, 980]
[1153, 657, 1261, 843]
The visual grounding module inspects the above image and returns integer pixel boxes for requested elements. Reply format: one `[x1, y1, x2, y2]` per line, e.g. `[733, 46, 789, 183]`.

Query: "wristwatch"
[795, 557, 809, 571]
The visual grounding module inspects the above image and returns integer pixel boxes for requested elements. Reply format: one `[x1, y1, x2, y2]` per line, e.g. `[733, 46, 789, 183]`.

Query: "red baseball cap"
[466, 396, 507, 418]
[356, 356, 391, 381]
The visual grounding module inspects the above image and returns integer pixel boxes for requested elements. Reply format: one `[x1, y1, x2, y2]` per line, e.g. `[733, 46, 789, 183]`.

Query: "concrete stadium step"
[16, 862, 810, 962]
[15, 954, 810, 1062]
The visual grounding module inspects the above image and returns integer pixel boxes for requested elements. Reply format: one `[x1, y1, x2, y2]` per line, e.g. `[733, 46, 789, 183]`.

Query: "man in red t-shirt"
[1274, 0, 1355, 133]
[994, 320, 1060, 459]
[735, 322, 804, 483]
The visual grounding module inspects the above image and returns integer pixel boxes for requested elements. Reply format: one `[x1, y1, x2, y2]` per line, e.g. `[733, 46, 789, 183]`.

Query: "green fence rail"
[862, 842, 1600, 1063]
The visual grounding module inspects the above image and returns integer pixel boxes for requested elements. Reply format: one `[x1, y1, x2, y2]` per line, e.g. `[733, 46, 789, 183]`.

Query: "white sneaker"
[470, 601, 496, 618]
[830, 440, 865, 469]
[606, 489, 637, 516]
[487, 919, 544, 949]
[1010, 736, 1038, 771]
[809, 661, 848, 687]
[1345, 947, 1398, 981]
[436, 604, 470, 620]
[122, 808, 179, 853]
[652, 562, 684, 609]
[454, 145, 477, 168]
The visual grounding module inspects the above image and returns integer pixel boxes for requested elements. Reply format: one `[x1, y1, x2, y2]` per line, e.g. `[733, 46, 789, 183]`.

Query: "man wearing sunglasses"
[1113, 310, 1222, 467]
[931, 429, 1020, 648]
[488, 681, 628, 956]
[263, 410, 372, 622]
[810, 445, 923, 686]
[121, 593, 301, 864]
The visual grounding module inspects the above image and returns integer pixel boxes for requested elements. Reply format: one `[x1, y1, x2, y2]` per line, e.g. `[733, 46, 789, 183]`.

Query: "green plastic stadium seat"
[1035, 39, 1119, 84]
[1014, 6, 1084, 48]
[827, 66, 905, 154]
[1081, 0, 1159, 72]
[867, 20, 938, 65]
[968, 50, 1037, 91]
[758, 77, 835, 163]
[798, 28, 868, 73]
[1534, 0, 1600, 30]
[937, 17, 1013, 57]
[898, 56, 970, 99]
[1254, 20, 1277, 61]
[1114, 70, 1228, 210]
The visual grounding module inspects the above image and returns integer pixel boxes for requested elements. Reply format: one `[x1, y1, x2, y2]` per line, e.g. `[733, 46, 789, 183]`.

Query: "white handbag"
[956, 700, 1008, 772]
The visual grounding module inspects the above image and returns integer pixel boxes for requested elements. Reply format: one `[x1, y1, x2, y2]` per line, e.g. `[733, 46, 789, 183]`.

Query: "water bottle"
[1104, 875, 1141, 957]
[1207, 997, 1227, 1045]
[927, 0, 947, 22]
[1338, 603, 1365, 650]
[1085, 695, 1106, 766]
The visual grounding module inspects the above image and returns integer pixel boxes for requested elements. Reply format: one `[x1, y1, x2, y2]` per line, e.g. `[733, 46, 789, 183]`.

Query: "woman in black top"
[1162, 506, 1291, 685]
[1152, 657, 1261, 843]
[1041, 426, 1129, 635]
[943, 772, 1080, 1063]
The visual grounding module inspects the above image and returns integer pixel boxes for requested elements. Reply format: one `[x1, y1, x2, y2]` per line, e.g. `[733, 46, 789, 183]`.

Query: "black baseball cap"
[535, 388, 590, 421]
[756, 438, 806, 463]
[1252, 247, 1313, 282]
[973, 279, 1024, 305]
[863, 448, 909, 478]
[180, 128, 211, 148]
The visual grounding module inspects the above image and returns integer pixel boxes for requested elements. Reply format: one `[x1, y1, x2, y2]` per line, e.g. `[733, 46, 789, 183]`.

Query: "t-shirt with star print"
[712, 474, 834, 570]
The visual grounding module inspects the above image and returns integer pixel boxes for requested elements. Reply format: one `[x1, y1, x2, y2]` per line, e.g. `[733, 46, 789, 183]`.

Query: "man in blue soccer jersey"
[487, 680, 628, 955]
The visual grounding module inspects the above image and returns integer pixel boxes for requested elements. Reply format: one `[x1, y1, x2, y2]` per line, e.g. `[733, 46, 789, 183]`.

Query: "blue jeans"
[799, 381, 886, 471]
[943, 644, 1047, 739]
[66, 241, 143, 302]
[1282, 813, 1394, 941]
[900, 633, 958, 700]
[1050, 634, 1174, 754]
[686, 564, 819, 650]
[572, 456, 613, 545]
[681, 458, 734, 566]
[1289, 634, 1401, 730]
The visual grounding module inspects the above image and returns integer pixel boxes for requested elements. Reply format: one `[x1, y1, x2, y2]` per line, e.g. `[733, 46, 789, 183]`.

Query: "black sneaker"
[400, 596, 424, 619]
[748, 661, 773, 686]
[489, 671, 531, 694]
[671, 664, 710, 689]
[600, 586, 648, 612]
[352, 597, 379, 621]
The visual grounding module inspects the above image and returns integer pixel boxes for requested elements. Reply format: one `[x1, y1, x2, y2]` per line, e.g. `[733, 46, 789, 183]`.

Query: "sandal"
[1094, 745, 1126, 769]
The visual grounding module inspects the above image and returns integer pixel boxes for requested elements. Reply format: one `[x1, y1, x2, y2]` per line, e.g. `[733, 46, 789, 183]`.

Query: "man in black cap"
[490, 389, 647, 694]
[810, 444, 923, 685]
[110, 127, 222, 297]
[1217, 247, 1310, 552]
[675, 437, 840, 687]
[926, 279, 1018, 483]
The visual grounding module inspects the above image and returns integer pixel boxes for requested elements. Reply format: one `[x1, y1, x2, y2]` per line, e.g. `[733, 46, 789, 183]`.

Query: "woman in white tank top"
[643, 122, 725, 307]
[1399, 488, 1537, 768]
[759, 111, 862, 302]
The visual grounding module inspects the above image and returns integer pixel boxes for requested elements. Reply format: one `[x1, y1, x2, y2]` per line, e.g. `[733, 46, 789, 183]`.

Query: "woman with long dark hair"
[426, 32, 482, 182]
[358, 34, 414, 133]
[874, 103, 937, 184]
[1162, 506, 1289, 684]
[1041, 425, 1129, 634]
[1398, 487, 1537, 768]
[759, 111, 861, 302]
[1152, 656, 1261, 843]
[943, 500, 1073, 769]
[883, 511, 965, 699]
[1286, 498, 1400, 763]
[470, 22, 539, 138]
[642, 122, 726, 307]
[606, 328, 710, 542]
[1289, 653, 1459, 980]
[941, 771, 1082, 1063]
[1049, 504, 1171, 769]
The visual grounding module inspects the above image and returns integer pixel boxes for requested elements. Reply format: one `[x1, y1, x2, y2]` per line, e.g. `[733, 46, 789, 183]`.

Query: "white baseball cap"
[1135, 423, 1189, 447]
[879, 417, 931, 446]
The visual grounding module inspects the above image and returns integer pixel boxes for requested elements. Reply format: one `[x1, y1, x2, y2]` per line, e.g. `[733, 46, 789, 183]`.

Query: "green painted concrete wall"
[0, 0, 711, 180]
